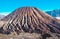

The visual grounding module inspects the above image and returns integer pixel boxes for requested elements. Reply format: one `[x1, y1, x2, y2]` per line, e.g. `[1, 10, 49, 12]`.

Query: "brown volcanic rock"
[0, 7, 60, 35]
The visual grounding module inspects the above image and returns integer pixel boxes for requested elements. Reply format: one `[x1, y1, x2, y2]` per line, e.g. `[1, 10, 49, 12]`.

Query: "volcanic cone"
[0, 7, 60, 35]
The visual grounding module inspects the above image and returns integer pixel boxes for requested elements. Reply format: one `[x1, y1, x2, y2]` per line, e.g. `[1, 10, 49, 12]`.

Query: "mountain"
[0, 15, 5, 20]
[46, 9, 60, 17]
[0, 7, 60, 35]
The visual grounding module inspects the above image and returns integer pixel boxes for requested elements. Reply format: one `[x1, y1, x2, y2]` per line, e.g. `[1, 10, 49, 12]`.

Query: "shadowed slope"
[0, 7, 60, 35]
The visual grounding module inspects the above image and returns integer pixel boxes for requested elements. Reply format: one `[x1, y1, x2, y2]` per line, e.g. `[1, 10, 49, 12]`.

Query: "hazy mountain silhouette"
[46, 9, 60, 17]
[0, 15, 5, 20]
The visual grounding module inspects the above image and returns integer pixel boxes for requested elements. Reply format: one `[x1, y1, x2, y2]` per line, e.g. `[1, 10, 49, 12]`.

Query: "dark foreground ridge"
[0, 7, 60, 35]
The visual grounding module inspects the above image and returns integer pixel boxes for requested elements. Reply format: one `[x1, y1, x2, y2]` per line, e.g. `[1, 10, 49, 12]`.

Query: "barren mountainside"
[0, 7, 60, 35]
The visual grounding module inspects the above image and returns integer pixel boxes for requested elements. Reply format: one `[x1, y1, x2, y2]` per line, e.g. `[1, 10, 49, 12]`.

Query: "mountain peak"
[0, 7, 60, 35]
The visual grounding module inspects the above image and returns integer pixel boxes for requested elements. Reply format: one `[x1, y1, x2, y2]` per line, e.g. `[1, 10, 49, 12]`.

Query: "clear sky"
[0, 0, 60, 15]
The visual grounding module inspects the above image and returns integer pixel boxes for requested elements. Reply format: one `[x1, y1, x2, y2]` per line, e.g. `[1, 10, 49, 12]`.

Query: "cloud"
[0, 12, 11, 16]
[56, 17, 60, 19]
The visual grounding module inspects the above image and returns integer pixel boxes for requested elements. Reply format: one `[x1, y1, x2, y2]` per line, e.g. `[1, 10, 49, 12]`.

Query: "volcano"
[0, 7, 60, 35]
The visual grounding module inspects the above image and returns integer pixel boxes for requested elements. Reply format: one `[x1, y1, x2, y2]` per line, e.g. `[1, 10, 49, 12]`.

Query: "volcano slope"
[0, 7, 60, 35]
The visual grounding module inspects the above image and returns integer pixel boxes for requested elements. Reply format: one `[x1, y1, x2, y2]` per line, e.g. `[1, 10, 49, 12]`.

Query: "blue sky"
[0, 0, 60, 15]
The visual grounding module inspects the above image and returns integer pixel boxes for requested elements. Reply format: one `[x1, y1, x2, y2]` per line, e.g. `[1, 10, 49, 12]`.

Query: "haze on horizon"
[0, 0, 60, 15]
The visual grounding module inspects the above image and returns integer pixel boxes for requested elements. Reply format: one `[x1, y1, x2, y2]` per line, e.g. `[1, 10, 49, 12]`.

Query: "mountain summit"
[0, 7, 60, 35]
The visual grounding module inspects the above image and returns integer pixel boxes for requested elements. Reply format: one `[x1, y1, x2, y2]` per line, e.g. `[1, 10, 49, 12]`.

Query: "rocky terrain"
[0, 7, 60, 39]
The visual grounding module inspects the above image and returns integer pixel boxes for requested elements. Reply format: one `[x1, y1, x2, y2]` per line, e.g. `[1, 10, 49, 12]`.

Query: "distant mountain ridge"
[0, 15, 5, 20]
[46, 9, 60, 17]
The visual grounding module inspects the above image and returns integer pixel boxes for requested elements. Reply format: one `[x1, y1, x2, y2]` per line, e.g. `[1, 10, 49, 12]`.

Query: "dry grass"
[0, 33, 42, 39]
[0, 32, 60, 39]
